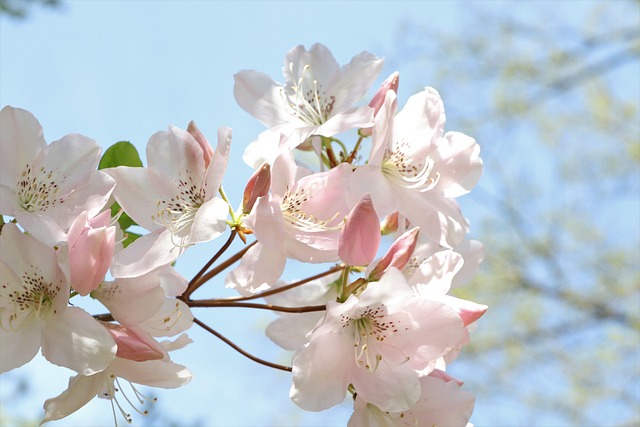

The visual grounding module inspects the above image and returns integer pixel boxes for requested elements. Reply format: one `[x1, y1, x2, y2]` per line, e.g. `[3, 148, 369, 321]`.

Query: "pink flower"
[348, 372, 476, 427]
[226, 149, 351, 295]
[339, 194, 381, 266]
[290, 268, 464, 412]
[350, 89, 483, 247]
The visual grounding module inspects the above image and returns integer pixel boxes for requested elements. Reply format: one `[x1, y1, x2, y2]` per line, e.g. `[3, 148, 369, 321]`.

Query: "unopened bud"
[242, 162, 271, 214]
[338, 194, 381, 266]
[187, 121, 215, 168]
[360, 72, 400, 137]
[368, 226, 420, 281]
[104, 323, 164, 362]
[380, 212, 400, 235]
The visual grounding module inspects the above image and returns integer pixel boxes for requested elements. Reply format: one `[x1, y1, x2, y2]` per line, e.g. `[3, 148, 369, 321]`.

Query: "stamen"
[382, 154, 440, 192]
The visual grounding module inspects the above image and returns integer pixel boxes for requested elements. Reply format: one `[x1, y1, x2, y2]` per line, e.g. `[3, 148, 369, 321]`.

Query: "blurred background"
[1, 1, 638, 426]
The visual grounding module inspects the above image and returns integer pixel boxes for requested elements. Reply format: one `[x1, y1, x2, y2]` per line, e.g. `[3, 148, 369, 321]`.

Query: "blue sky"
[1, 1, 632, 426]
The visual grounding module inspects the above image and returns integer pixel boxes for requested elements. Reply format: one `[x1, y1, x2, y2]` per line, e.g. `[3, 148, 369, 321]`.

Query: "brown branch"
[193, 317, 292, 372]
[182, 230, 237, 299]
[189, 240, 257, 293]
[219, 264, 344, 302]
[187, 300, 327, 313]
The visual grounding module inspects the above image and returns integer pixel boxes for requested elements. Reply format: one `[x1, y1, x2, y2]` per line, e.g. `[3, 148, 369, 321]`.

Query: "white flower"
[106, 124, 231, 277]
[0, 106, 115, 245]
[0, 224, 116, 375]
[234, 43, 384, 147]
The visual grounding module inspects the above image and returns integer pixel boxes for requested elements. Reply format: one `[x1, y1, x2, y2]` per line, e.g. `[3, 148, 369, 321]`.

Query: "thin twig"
[189, 240, 258, 293]
[182, 230, 238, 299]
[193, 317, 292, 372]
[219, 264, 345, 302]
[187, 300, 327, 313]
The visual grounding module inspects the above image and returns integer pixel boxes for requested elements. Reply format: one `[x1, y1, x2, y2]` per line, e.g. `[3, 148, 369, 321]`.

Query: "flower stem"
[187, 240, 257, 294]
[182, 230, 237, 300]
[217, 264, 345, 302]
[193, 317, 292, 372]
[187, 300, 326, 313]
[346, 135, 365, 164]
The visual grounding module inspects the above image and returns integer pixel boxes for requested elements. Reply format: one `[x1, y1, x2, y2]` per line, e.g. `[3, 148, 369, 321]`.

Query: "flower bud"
[338, 194, 381, 266]
[360, 72, 400, 137]
[368, 226, 420, 281]
[242, 162, 271, 214]
[380, 211, 399, 235]
[67, 211, 116, 296]
[104, 323, 164, 362]
[187, 120, 215, 168]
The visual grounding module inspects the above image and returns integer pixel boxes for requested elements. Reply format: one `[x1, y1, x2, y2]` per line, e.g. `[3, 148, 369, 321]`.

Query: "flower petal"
[41, 307, 116, 375]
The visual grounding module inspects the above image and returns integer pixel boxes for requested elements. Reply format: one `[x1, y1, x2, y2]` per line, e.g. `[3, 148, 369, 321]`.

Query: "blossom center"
[16, 163, 64, 212]
[342, 304, 398, 372]
[280, 187, 342, 232]
[1, 268, 61, 329]
[151, 175, 205, 244]
[282, 63, 336, 125]
[382, 145, 439, 192]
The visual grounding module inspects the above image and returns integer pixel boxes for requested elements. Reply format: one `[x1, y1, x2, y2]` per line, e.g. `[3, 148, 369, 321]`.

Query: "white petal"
[140, 299, 193, 337]
[203, 127, 232, 196]
[283, 43, 339, 91]
[110, 228, 184, 278]
[111, 358, 192, 388]
[225, 242, 286, 296]
[41, 307, 116, 375]
[0, 106, 46, 189]
[315, 106, 374, 138]
[290, 331, 352, 411]
[105, 166, 163, 231]
[451, 240, 485, 288]
[41, 371, 107, 423]
[433, 131, 483, 198]
[266, 312, 324, 351]
[95, 275, 165, 326]
[48, 170, 115, 230]
[146, 126, 206, 189]
[188, 197, 228, 244]
[39, 134, 101, 195]
[0, 320, 41, 373]
[234, 70, 292, 128]
[329, 50, 384, 112]
[394, 87, 446, 151]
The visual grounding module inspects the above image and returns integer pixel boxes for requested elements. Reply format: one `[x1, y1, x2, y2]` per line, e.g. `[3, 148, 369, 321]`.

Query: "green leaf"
[99, 141, 143, 169]
[122, 231, 142, 248]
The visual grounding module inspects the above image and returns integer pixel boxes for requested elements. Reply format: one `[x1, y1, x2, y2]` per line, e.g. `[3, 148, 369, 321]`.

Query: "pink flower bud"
[442, 296, 488, 327]
[338, 194, 381, 266]
[67, 211, 116, 296]
[360, 72, 400, 137]
[368, 226, 420, 281]
[369, 71, 399, 115]
[104, 323, 164, 362]
[380, 211, 399, 235]
[242, 162, 271, 214]
[187, 120, 215, 168]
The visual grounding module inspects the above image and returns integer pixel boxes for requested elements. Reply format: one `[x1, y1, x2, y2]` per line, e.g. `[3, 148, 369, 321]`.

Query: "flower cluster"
[0, 43, 485, 426]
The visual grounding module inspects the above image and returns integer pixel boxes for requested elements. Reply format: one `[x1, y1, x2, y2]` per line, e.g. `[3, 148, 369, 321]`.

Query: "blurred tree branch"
[395, 1, 639, 425]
